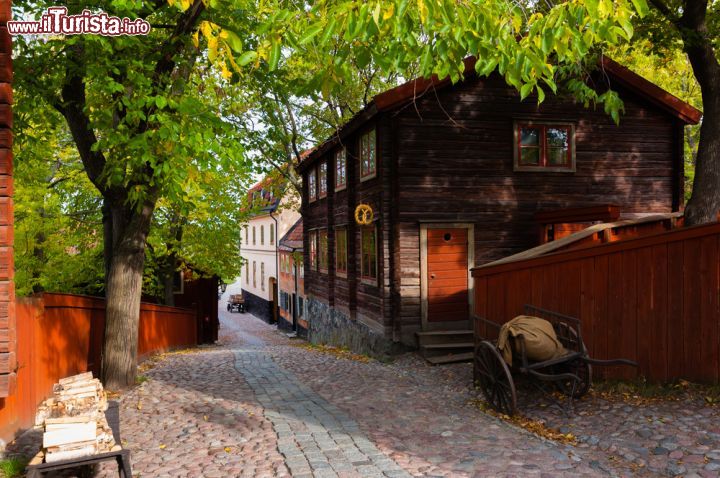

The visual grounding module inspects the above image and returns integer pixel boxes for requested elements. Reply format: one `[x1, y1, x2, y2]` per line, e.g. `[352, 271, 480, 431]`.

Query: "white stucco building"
[238, 177, 300, 323]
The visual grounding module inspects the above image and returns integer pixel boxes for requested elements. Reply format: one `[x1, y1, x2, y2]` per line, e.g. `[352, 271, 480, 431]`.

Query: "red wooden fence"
[472, 222, 720, 383]
[0, 293, 198, 445]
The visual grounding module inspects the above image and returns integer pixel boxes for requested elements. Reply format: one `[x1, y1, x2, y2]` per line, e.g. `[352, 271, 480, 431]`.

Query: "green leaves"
[236, 0, 646, 120]
[299, 24, 324, 45]
[520, 82, 534, 100]
[238, 51, 258, 66]
[268, 37, 282, 70]
[155, 96, 168, 109]
[630, 0, 650, 17]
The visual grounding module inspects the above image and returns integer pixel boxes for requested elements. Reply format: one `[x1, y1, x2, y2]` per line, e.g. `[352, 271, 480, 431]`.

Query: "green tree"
[14, 0, 248, 388]
[144, 167, 250, 305]
[247, 0, 717, 223]
[636, 0, 718, 224]
[611, 43, 702, 201]
[13, 100, 105, 296]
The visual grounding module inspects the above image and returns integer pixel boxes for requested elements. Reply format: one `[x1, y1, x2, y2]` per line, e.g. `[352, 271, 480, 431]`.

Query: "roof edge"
[600, 57, 702, 125]
[298, 56, 702, 171]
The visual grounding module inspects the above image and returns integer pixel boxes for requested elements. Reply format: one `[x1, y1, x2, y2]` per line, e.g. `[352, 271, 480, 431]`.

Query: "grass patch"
[291, 342, 373, 363]
[0, 457, 28, 478]
[591, 378, 720, 405]
[135, 374, 149, 385]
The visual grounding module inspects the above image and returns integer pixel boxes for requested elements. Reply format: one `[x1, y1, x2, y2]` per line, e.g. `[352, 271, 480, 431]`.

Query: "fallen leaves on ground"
[590, 378, 720, 406]
[469, 398, 577, 445]
[291, 342, 373, 363]
[138, 347, 205, 374]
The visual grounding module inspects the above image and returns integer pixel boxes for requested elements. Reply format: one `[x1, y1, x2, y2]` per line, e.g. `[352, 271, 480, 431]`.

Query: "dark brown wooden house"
[296, 57, 702, 360]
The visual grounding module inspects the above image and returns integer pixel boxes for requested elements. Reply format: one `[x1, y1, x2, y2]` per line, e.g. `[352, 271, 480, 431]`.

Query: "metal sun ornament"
[354, 203, 373, 225]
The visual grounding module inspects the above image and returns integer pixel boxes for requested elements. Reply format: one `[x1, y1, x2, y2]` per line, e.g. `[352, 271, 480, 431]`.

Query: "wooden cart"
[474, 305, 637, 415]
[226, 294, 245, 313]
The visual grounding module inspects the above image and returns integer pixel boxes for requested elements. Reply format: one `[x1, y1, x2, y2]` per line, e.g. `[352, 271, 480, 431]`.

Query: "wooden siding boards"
[392, 75, 680, 339]
[0, 1, 11, 396]
[0, 294, 198, 443]
[300, 69, 688, 350]
[472, 223, 720, 382]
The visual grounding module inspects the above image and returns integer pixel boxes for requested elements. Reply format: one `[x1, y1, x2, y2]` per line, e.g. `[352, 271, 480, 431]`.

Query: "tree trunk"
[679, 2, 720, 226]
[100, 198, 156, 390]
[684, 84, 720, 225]
[160, 256, 176, 307]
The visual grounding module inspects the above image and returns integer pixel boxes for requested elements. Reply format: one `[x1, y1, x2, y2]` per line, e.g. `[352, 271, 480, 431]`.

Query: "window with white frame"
[335, 148, 346, 190]
[360, 129, 377, 180]
[318, 161, 328, 198]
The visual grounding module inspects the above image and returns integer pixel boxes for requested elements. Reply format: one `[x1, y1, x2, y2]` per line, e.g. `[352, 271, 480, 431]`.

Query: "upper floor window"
[360, 129, 376, 180]
[270, 224, 275, 245]
[514, 122, 575, 172]
[244, 226, 248, 245]
[361, 225, 377, 282]
[335, 227, 348, 276]
[335, 148, 347, 190]
[260, 225, 265, 245]
[318, 162, 328, 198]
[252, 226, 256, 245]
[318, 229, 329, 272]
[308, 170, 317, 202]
[309, 231, 317, 270]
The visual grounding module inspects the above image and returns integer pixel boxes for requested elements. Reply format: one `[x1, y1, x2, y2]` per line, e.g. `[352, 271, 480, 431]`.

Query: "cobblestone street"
[102, 309, 611, 477]
[11, 307, 720, 477]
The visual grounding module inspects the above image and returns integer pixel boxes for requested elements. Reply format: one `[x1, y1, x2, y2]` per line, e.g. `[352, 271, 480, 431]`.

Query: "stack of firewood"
[31, 372, 120, 464]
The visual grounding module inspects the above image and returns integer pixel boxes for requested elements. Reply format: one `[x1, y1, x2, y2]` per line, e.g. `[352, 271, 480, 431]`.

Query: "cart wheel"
[474, 340, 517, 415]
[555, 358, 592, 398]
[554, 325, 592, 398]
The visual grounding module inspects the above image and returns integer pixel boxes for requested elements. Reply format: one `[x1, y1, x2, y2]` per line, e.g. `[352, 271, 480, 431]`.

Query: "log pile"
[31, 372, 120, 464]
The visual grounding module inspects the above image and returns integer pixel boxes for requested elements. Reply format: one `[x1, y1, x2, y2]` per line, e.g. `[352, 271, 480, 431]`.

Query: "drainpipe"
[270, 210, 279, 325]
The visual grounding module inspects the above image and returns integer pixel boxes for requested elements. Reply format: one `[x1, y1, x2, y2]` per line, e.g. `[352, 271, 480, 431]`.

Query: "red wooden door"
[427, 228, 469, 322]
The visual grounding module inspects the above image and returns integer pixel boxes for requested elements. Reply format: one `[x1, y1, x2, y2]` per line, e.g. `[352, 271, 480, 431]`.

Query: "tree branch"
[56, 42, 111, 196]
[647, 0, 680, 23]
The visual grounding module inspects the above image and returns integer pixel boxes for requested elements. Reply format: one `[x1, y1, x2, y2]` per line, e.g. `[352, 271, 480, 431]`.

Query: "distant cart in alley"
[226, 294, 245, 313]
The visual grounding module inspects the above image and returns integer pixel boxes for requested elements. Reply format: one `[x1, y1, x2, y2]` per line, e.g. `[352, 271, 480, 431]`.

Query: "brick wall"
[0, 0, 13, 398]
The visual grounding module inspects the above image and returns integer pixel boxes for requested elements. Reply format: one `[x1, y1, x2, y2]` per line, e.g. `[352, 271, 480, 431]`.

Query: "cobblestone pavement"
[234, 349, 411, 478]
[7, 306, 720, 477]
[520, 389, 720, 477]
[218, 312, 612, 477]
[98, 347, 291, 478]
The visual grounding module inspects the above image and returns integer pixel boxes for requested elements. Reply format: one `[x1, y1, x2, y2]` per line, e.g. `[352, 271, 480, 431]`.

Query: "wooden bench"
[25, 401, 132, 478]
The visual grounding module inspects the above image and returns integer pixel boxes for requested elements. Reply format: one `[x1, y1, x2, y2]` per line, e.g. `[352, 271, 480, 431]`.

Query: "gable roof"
[298, 56, 702, 171]
[279, 218, 303, 252]
[244, 176, 282, 215]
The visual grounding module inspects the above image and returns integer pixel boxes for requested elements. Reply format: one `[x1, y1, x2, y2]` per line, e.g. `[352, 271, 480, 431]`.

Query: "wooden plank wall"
[392, 73, 681, 342]
[472, 222, 720, 382]
[0, 293, 199, 444]
[301, 118, 393, 333]
[0, 0, 13, 397]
